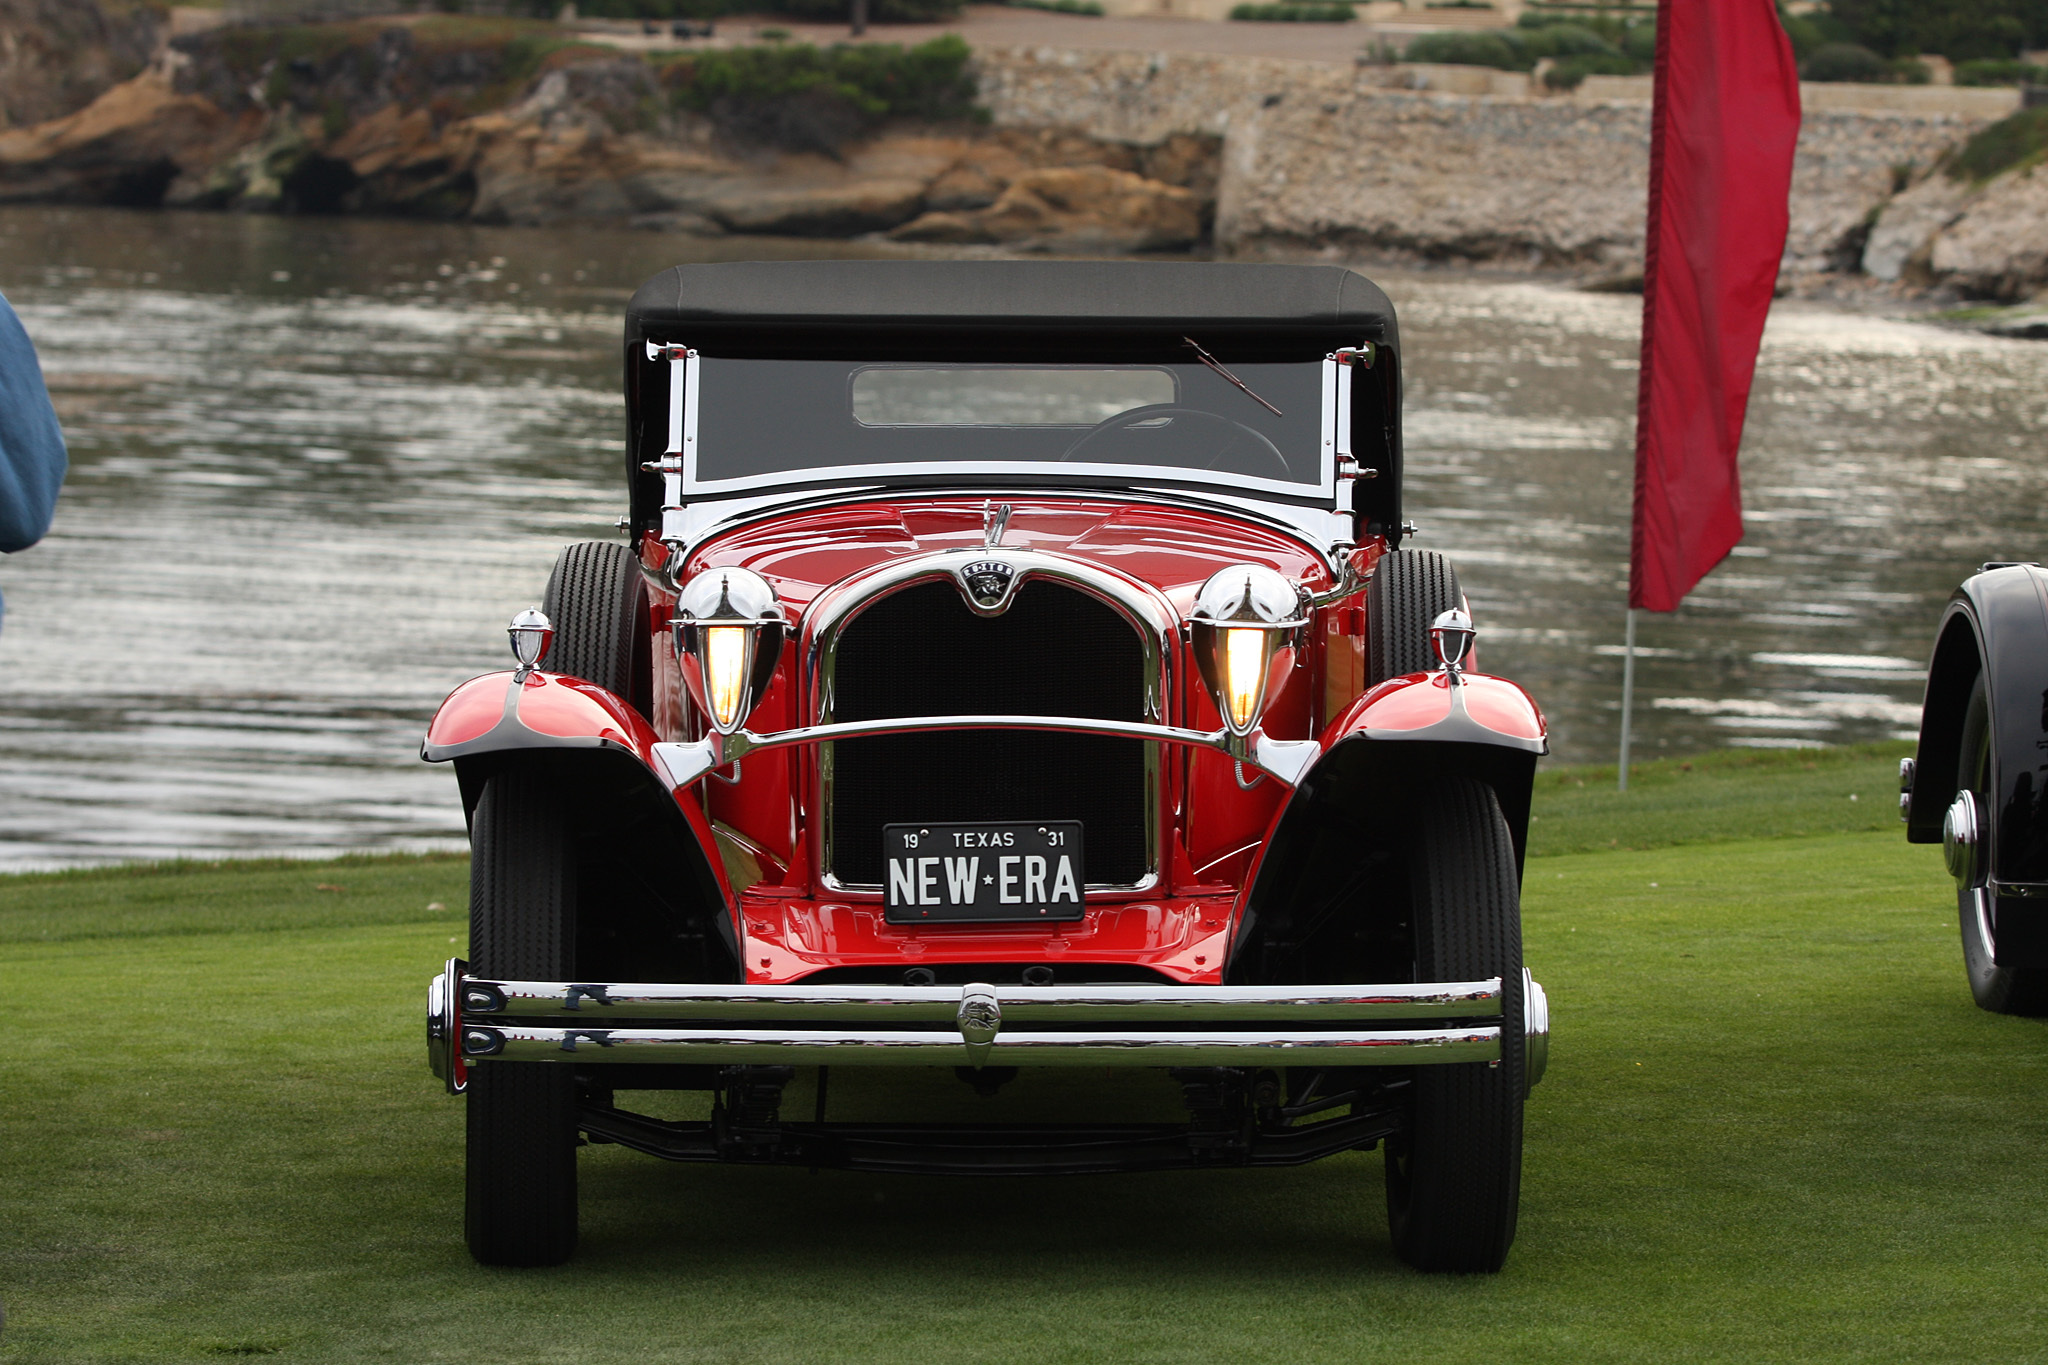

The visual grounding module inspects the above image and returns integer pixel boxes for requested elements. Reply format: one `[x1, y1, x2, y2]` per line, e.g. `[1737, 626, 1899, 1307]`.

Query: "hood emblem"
[957, 558, 1019, 615]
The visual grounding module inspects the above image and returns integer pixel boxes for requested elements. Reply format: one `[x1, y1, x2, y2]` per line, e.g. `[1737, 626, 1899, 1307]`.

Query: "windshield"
[682, 358, 1332, 495]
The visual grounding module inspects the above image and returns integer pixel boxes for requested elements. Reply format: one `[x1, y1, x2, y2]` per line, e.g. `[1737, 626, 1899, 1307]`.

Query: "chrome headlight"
[1190, 564, 1307, 737]
[674, 566, 785, 735]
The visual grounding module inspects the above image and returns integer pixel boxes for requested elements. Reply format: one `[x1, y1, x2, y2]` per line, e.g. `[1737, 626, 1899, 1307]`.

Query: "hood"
[680, 497, 1336, 616]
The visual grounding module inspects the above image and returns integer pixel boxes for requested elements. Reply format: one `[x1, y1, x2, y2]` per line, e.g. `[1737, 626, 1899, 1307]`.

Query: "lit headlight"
[674, 566, 785, 735]
[1191, 564, 1307, 737]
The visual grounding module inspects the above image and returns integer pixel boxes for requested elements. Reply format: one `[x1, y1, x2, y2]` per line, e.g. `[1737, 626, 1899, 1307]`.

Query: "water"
[1, 206, 2042, 868]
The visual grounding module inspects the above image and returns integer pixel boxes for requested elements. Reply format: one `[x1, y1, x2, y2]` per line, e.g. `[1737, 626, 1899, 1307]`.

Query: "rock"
[924, 160, 1008, 213]
[327, 105, 477, 218]
[1138, 131, 1223, 202]
[895, 165, 1200, 253]
[1978, 302, 2048, 339]
[1928, 164, 2048, 301]
[630, 210, 727, 235]
[0, 72, 242, 206]
[707, 177, 931, 236]
[0, 0, 162, 130]
[890, 209, 995, 244]
[1861, 169, 1969, 281]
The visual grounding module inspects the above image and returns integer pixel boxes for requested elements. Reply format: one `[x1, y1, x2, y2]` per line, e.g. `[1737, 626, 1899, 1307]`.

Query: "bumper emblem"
[957, 983, 1002, 1068]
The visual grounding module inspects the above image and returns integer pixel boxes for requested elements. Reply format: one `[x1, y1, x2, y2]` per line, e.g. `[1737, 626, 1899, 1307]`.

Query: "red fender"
[423, 670, 661, 763]
[1226, 670, 1546, 972]
[1328, 670, 1547, 749]
[421, 671, 739, 916]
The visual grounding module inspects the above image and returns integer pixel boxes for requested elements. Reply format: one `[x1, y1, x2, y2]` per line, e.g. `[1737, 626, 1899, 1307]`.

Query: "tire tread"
[465, 772, 579, 1267]
[1385, 776, 1524, 1273]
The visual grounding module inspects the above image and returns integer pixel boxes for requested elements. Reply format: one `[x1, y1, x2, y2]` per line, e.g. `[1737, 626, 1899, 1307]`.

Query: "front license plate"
[883, 821, 1086, 924]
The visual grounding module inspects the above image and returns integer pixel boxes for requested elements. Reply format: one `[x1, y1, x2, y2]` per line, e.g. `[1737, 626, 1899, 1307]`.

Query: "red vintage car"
[422, 261, 1550, 1272]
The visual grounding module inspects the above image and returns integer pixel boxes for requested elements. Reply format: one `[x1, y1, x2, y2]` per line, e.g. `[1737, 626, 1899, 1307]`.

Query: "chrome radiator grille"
[827, 581, 1150, 888]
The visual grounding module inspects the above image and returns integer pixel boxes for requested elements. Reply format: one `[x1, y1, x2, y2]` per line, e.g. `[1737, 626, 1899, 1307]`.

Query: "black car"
[1903, 561, 2048, 1013]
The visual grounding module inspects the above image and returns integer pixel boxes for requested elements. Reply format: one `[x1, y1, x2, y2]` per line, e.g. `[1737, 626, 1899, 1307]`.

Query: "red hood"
[680, 497, 1335, 612]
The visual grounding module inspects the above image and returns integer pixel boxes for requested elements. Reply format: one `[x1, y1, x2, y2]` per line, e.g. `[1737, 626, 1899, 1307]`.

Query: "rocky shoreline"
[0, 10, 2044, 304]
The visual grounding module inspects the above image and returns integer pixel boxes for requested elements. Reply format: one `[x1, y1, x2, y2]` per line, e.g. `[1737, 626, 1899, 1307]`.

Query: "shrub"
[661, 34, 978, 151]
[1800, 40, 1890, 81]
[1824, 0, 2045, 62]
[569, 0, 965, 15]
[1946, 106, 2048, 182]
[1403, 22, 1648, 73]
[1230, 3, 1355, 20]
[1534, 22, 1621, 56]
[1543, 50, 1639, 89]
[1401, 30, 1523, 68]
[1954, 58, 2048, 85]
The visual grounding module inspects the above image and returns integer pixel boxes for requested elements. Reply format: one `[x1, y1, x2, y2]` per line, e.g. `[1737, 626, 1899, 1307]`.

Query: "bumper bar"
[429, 961, 1550, 1092]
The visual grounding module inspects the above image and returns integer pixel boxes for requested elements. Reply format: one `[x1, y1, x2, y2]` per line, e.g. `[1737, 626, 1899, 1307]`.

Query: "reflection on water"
[0, 207, 2042, 867]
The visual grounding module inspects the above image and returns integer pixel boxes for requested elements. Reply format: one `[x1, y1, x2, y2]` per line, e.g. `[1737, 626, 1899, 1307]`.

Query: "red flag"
[1629, 0, 1801, 613]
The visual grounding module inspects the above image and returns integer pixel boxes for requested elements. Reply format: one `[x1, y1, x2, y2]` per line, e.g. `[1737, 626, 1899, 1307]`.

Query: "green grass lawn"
[6, 743, 2047, 1363]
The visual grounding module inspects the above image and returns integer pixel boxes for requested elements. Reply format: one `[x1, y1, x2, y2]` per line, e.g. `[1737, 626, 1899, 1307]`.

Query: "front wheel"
[1955, 679, 2048, 1015]
[1384, 776, 1525, 1273]
[465, 772, 580, 1266]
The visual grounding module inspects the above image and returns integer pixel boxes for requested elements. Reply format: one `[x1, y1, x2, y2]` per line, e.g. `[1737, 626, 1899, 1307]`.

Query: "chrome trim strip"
[659, 485, 1353, 564]
[460, 1024, 1503, 1069]
[649, 718, 1320, 790]
[454, 977, 1505, 1022]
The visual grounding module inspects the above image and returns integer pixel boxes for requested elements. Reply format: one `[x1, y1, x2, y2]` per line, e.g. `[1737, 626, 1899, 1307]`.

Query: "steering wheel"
[1057, 404, 1291, 478]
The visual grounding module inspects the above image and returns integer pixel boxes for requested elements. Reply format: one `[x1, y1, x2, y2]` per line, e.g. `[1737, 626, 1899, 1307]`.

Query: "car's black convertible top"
[625, 260, 1399, 355]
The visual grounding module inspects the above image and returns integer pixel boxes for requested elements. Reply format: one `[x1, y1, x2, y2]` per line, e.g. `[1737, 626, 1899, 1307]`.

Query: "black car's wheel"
[1955, 678, 2048, 1015]
[1384, 776, 1524, 1273]
[544, 540, 652, 719]
[465, 772, 580, 1267]
[1367, 550, 1461, 687]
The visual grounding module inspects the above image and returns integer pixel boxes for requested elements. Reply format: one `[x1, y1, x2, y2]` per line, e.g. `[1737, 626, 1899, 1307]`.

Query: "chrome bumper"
[428, 961, 1550, 1095]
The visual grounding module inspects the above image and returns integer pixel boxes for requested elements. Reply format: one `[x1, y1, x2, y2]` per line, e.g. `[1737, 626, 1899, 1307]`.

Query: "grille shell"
[827, 580, 1152, 888]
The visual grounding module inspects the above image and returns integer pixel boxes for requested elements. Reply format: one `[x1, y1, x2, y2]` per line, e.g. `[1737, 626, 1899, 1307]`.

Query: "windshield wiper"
[1183, 336, 1283, 418]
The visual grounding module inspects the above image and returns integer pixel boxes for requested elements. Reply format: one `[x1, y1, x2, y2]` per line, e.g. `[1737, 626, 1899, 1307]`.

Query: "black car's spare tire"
[1367, 550, 1462, 687]
[1384, 776, 1525, 1273]
[543, 540, 652, 719]
[1955, 678, 2048, 1015]
[465, 771, 580, 1267]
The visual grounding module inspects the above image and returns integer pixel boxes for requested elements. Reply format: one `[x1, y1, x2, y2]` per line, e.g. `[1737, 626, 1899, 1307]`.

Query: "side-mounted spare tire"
[1367, 549, 1462, 686]
[543, 540, 653, 719]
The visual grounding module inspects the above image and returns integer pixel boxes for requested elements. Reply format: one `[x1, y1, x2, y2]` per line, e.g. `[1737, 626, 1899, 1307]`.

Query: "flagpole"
[1618, 607, 1637, 791]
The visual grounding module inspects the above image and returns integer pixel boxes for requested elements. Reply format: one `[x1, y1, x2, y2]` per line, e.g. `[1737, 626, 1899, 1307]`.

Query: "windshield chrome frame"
[651, 344, 1355, 507]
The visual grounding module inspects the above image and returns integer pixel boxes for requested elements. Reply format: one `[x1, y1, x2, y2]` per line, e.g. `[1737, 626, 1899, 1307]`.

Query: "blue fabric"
[0, 290, 68, 630]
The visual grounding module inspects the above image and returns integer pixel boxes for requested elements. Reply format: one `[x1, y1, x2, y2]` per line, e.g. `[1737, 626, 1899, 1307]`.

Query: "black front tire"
[465, 772, 580, 1267]
[1384, 777, 1525, 1274]
[544, 541, 652, 719]
[1955, 679, 2048, 1015]
[1367, 550, 1462, 687]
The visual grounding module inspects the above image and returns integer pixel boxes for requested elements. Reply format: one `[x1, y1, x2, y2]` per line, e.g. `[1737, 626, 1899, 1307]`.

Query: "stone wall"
[974, 46, 2000, 277]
